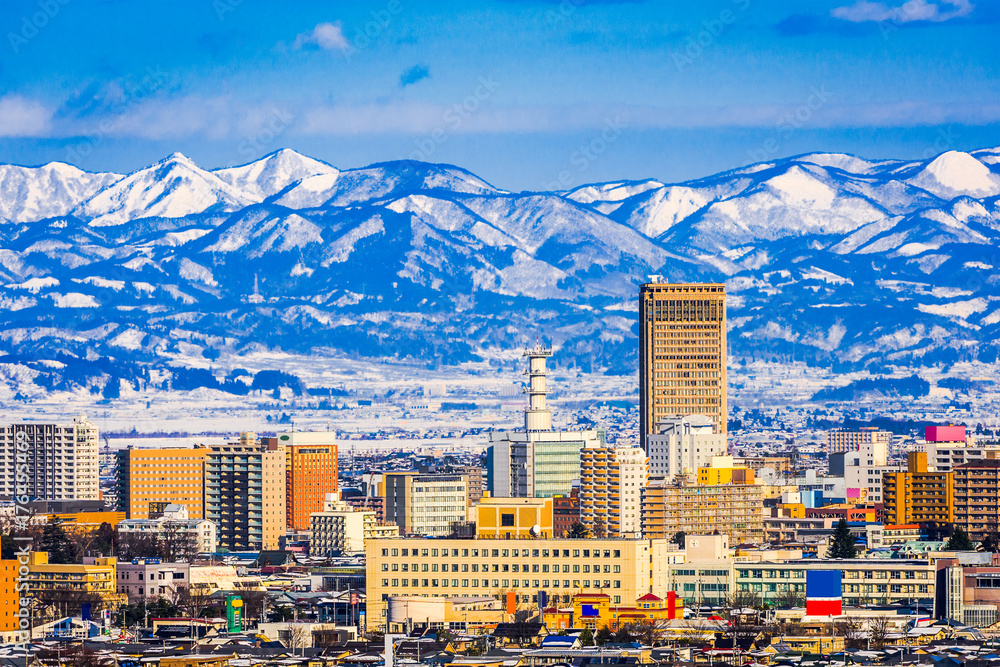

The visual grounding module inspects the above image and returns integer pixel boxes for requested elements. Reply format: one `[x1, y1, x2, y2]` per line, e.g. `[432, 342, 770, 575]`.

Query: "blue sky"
[0, 0, 998, 190]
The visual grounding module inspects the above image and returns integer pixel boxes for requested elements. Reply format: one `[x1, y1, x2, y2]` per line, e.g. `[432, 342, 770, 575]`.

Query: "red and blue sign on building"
[806, 570, 843, 616]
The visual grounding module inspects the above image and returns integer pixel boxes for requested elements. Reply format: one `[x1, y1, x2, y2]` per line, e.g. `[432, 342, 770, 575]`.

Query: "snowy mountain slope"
[0, 146, 999, 401]
[0, 163, 121, 222]
[212, 149, 339, 201]
[74, 153, 254, 226]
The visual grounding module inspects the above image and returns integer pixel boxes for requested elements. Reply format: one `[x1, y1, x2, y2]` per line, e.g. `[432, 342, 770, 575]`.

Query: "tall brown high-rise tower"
[639, 282, 727, 450]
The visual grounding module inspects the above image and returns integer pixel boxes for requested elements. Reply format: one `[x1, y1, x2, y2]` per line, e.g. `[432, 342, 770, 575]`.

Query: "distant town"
[5, 282, 1000, 666]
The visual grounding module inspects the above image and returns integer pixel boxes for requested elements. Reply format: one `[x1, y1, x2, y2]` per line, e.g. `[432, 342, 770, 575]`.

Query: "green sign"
[226, 595, 244, 633]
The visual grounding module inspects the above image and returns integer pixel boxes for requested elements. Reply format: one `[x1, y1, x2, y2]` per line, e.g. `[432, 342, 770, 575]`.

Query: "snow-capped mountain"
[1, 146, 1000, 401]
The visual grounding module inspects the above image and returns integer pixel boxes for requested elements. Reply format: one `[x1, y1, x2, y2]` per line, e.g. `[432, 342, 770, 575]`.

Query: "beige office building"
[205, 434, 286, 551]
[366, 537, 660, 630]
[639, 282, 727, 449]
[580, 447, 648, 538]
[642, 477, 764, 545]
[384, 472, 469, 537]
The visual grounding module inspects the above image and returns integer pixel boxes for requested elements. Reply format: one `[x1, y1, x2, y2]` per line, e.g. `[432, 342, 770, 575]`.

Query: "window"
[501, 513, 515, 527]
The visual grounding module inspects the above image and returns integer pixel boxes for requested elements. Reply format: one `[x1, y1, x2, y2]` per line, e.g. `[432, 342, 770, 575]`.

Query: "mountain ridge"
[1, 146, 999, 403]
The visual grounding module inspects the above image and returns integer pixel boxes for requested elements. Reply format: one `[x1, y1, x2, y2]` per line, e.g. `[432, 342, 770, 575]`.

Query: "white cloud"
[832, 0, 975, 23]
[0, 95, 53, 137]
[292, 22, 351, 53]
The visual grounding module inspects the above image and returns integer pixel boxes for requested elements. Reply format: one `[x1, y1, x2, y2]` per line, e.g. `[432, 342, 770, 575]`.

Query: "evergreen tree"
[671, 531, 686, 548]
[40, 518, 79, 564]
[579, 628, 595, 646]
[946, 526, 975, 551]
[567, 522, 590, 539]
[595, 626, 613, 646]
[1, 533, 16, 560]
[827, 518, 857, 559]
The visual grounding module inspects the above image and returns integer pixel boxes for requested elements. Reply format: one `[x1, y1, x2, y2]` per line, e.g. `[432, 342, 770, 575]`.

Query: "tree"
[868, 616, 890, 649]
[981, 522, 1000, 553]
[671, 531, 686, 548]
[91, 523, 116, 557]
[624, 619, 667, 646]
[592, 516, 608, 539]
[835, 617, 864, 650]
[612, 624, 633, 643]
[115, 531, 161, 561]
[287, 623, 312, 656]
[1, 533, 15, 560]
[947, 526, 975, 551]
[40, 518, 80, 564]
[827, 519, 857, 559]
[179, 583, 217, 619]
[567, 522, 590, 539]
[579, 628, 595, 646]
[234, 581, 270, 624]
[160, 522, 198, 562]
[595, 626, 613, 646]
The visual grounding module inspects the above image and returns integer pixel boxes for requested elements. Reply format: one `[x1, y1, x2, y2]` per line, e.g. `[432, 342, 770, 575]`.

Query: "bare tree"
[179, 583, 216, 619]
[868, 616, 891, 649]
[234, 581, 269, 625]
[287, 623, 312, 656]
[623, 619, 668, 646]
[835, 618, 864, 650]
[159, 522, 198, 562]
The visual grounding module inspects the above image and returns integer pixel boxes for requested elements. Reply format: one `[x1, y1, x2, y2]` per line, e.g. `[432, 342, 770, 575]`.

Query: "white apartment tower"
[1, 415, 99, 501]
[646, 414, 727, 477]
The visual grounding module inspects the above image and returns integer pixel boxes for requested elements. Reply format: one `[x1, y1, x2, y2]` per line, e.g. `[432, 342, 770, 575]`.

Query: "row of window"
[381, 578, 623, 589]
[382, 562, 621, 574]
[382, 547, 622, 558]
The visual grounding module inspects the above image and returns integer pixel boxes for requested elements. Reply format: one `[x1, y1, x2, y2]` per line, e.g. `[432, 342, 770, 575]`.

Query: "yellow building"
[1, 559, 19, 640]
[697, 456, 756, 485]
[471, 496, 553, 539]
[366, 537, 662, 630]
[25, 553, 126, 609]
[542, 592, 684, 631]
[39, 511, 126, 533]
[642, 477, 764, 545]
[116, 446, 208, 519]
[882, 452, 953, 532]
[639, 282, 727, 447]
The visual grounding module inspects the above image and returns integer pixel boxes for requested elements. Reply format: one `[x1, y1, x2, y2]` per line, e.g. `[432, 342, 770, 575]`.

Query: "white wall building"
[116, 558, 191, 599]
[646, 415, 726, 477]
[0, 415, 99, 500]
[117, 504, 218, 554]
[843, 442, 898, 504]
[311, 494, 399, 555]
